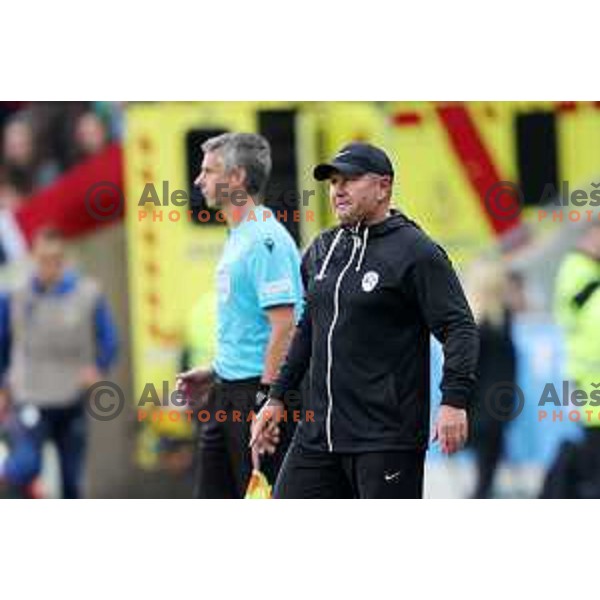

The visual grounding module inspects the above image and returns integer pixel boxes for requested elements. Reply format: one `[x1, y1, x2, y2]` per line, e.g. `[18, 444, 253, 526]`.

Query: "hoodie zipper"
[325, 234, 360, 452]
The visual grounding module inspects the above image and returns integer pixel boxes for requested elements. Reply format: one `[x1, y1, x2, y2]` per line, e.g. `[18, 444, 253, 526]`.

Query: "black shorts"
[274, 437, 425, 499]
[192, 378, 293, 499]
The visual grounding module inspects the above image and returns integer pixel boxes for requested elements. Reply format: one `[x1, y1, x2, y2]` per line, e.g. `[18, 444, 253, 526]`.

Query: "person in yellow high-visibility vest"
[543, 225, 600, 497]
[554, 224, 600, 429]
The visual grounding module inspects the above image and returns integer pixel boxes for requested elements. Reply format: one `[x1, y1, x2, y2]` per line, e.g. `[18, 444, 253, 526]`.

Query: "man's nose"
[194, 172, 204, 187]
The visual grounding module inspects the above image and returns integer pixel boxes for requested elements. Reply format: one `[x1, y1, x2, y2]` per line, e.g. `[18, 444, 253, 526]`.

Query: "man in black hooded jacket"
[251, 142, 479, 498]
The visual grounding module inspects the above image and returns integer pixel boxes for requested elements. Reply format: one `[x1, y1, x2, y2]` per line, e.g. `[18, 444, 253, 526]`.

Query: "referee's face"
[195, 151, 231, 209]
[329, 171, 389, 225]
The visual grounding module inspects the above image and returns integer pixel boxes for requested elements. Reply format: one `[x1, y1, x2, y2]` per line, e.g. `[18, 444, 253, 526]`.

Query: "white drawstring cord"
[355, 226, 369, 272]
[316, 228, 344, 280]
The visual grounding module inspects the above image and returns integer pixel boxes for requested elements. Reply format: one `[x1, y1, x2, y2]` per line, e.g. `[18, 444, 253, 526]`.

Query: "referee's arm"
[250, 248, 311, 451]
[249, 237, 305, 389]
[262, 305, 296, 385]
[269, 304, 312, 404]
[268, 245, 314, 403]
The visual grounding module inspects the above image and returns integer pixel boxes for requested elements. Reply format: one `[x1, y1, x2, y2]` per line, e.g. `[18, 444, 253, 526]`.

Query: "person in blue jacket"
[0, 227, 118, 498]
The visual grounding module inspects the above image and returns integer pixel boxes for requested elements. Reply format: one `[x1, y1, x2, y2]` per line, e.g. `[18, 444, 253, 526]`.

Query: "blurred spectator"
[73, 111, 109, 162]
[0, 102, 28, 133]
[0, 168, 22, 211]
[0, 103, 116, 203]
[0, 169, 27, 268]
[28, 101, 91, 170]
[467, 260, 518, 498]
[0, 228, 119, 498]
[1, 115, 59, 194]
[554, 224, 600, 396]
[506, 270, 528, 315]
[542, 224, 600, 497]
[94, 101, 125, 140]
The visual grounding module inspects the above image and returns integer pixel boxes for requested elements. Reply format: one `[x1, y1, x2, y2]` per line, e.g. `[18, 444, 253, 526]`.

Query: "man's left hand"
[432, 405, 468, 455]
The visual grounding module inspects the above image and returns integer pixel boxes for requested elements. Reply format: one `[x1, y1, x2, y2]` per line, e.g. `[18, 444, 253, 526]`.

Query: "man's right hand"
[250, 398, 285, 455]
[175, 367, 214, 408]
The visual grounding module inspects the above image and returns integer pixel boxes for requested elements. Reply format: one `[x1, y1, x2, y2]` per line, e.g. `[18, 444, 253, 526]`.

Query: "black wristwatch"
[255, 382, 271, 410]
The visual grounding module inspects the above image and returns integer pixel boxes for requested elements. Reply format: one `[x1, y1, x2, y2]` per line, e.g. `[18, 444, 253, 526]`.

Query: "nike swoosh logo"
[384, 470, 402, 482]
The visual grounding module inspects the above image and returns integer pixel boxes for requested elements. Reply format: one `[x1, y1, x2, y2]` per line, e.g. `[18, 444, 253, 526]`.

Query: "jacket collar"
[31, 269, 78, 295]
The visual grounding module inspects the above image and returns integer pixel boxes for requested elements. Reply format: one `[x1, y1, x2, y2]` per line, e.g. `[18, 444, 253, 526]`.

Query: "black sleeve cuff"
[440, 396, 468, 410]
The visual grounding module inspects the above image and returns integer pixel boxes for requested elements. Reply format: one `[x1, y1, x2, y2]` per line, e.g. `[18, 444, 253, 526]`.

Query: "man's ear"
[378, 176, 393, 202]
[382, 175, 393, 195]
[229, 166, 246, 189]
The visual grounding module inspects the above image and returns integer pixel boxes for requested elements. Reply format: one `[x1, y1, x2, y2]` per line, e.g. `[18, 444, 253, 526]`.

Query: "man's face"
[34, 240, 65, 286]
[76, 113, 107, 156]
[4, 121, 34, 166]
[329, 171, 390, 225]
[195, 151, 245, 209]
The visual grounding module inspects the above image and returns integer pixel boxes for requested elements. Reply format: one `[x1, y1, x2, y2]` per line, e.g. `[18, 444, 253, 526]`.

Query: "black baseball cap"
[313, 142, 394, 181]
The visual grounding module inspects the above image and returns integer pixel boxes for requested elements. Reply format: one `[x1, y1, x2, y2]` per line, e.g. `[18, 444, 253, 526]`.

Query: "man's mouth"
[335, 200, 351, 210]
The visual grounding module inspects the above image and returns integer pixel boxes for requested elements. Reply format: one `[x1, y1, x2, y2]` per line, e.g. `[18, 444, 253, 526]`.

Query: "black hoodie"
[271, 210, 479, 453]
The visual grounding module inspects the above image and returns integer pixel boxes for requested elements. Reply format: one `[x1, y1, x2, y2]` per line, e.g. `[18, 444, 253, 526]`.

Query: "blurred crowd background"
[0, 102, 122, 211]
[1, 100, 599, 499]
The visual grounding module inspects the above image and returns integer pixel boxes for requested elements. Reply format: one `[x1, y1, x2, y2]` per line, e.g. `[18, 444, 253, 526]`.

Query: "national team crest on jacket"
[361, 270, 380, 292]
